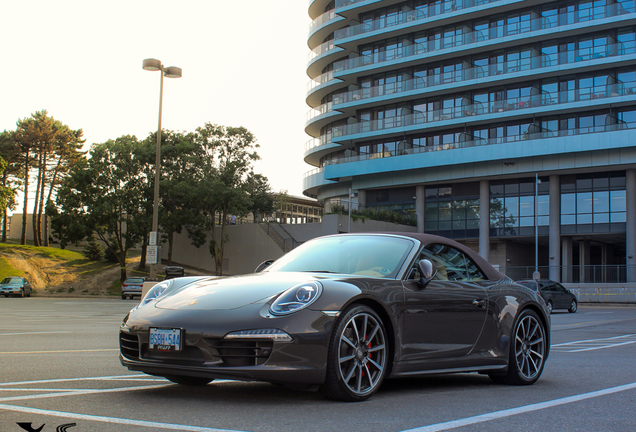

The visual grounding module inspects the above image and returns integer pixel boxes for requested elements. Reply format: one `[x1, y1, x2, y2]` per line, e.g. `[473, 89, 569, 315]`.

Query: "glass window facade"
[489, 178, 549, 237]
[560, 172, 626, 234]
[424, 184, 479, 239]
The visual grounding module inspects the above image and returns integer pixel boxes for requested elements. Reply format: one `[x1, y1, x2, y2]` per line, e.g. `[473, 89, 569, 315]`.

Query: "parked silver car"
[0, 277, 32, 297]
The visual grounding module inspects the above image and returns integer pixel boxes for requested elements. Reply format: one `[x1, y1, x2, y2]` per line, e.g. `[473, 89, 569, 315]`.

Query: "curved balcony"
[325, 80, 636, 144]
[306, 101, 345, 137]
[322, 123, 635, 180]
[309, 0, 331, 20]
[308, 10, 346, 50]
[335, 0, 503, 42]
[333, 3, 635, 76]
[307, 41, 346, 79]
[330, 42, 636, 109]
[302, 167, 335, 198]
[306, 71, 345, 107]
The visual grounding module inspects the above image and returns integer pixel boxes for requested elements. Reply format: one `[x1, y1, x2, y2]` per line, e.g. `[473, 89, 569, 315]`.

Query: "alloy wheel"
[337, 311, 387, 397]
[514, 314, 545, 381]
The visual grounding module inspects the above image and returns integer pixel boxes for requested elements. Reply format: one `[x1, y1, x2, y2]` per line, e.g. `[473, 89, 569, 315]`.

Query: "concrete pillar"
[627, 169, 636, 282]
[416, 185, 425, 233]
[358, 189, 366, 208]
[580, 240, 591, 282]
[562, 237, 573, 283]
[479, 180, 490, 261]
[549, 175, 561, 282]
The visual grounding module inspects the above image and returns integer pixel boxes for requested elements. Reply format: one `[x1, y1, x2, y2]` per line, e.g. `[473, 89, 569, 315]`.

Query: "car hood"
[154, 272, 330, 311]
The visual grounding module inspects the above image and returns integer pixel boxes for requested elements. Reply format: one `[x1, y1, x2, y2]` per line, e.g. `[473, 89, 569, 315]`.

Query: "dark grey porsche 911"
[120, 233, 550, 401]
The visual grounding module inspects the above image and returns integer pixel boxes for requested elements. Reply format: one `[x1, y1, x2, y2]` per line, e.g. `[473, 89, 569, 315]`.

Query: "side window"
[554, 283, 567, 292]
[410, 244, 487, 282]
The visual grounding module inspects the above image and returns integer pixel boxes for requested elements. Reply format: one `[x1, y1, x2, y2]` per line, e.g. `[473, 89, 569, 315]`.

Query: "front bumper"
[119, 305, 336, 384]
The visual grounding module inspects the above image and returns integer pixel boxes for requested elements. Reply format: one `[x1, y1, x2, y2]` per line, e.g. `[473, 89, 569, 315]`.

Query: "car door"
[552, 282, 571, 309]
[400, 243, 489, 362]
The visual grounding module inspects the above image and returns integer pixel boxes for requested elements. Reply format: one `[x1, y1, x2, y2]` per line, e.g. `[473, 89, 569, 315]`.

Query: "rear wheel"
[489, 309, 547, 385]
[545, 301, 553, 314]
[568, 299, 578, 313]
[321, 304, 388, 402]
[164, 375, 213, 386]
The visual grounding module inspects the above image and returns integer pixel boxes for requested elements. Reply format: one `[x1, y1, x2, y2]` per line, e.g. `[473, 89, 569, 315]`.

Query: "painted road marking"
[0, 331, 72, 336]
[0, 348, 119, 354]
[0, 404, 243, 432]
[551, 334, 636, 352]
[401, 382, 636, 432]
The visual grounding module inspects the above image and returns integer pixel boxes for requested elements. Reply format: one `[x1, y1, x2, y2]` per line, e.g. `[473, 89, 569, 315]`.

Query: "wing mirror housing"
[418, 259, 437, 286]
[254, 259, 274, 273]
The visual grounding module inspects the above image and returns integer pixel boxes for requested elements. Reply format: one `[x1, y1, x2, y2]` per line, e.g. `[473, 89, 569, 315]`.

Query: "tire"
[321, 304, 389, 402]
[545, 301, 553, 314]
[164, 375, 213, 386]
[122, 294, 126, 300]
[489, 309, 547, 386]
[568, 299, 578, 313]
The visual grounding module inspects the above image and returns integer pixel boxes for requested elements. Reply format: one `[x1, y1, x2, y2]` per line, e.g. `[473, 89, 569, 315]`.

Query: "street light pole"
[533, 173, 541, 280]
[142, 58, 182, 280]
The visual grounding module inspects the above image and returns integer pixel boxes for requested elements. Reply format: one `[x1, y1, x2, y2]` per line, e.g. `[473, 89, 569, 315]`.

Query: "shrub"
[83, 237, 103, 261]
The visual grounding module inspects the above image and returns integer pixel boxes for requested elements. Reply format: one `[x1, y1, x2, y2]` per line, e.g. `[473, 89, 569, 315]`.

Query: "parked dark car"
[0, 277, 32, 298]
[517, 279, 578, 314]
[122, 277, 147, 300]
[120, 233, 550, 402]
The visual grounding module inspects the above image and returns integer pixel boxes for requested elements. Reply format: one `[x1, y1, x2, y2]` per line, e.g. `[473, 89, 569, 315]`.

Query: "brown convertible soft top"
[368, 232, 507, 282]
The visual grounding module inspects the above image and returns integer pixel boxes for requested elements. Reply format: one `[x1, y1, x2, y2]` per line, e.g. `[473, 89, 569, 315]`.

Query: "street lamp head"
[164, 66, 182, 78]
[142, 58, 162, 71]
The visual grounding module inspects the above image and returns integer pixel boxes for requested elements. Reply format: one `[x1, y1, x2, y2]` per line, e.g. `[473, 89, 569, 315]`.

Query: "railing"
[504, 265, 634, 283]
[308, 41, 336, 63]
[336, 0, 493, 39]
[306, 70, 336, 95]
[331, 41, 634, 107]
[329, 79, 636, 142]
[260, 220, 299, 253]
[333, 3, 634, 72]
[309, 10, 336, 35]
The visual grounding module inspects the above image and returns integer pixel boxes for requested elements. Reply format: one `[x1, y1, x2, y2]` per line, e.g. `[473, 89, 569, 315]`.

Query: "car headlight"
[269, 282, 323, 316]
[137, 280, 173, 308]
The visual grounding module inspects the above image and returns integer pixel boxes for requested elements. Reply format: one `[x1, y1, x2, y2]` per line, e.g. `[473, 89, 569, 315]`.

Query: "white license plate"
[149, 327, 182, 351]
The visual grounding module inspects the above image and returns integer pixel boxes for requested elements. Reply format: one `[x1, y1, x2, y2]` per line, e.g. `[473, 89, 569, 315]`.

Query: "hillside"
[0, 243, 206, 296]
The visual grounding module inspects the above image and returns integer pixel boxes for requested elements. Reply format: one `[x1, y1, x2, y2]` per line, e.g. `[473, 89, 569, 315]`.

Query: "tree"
[192, 124, 273, 275]
[10, 110, 84, 246]
[0, 131, 22, 241]
[53, 136, 145, 281]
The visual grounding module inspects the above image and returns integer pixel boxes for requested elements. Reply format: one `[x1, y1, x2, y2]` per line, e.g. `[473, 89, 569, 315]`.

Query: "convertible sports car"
[120, 233, 550, 401]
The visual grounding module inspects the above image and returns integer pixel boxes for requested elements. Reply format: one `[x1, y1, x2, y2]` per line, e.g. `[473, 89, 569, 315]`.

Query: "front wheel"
[490, 309, 547, 386]
[568, 299, 578, 313]
[164, 375, 213, 386]
[321, 304, 389, 402]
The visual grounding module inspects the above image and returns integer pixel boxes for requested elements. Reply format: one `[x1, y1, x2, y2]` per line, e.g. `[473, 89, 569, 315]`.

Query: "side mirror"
[418, 259, 437, 286]
[254, 259, 274, 273]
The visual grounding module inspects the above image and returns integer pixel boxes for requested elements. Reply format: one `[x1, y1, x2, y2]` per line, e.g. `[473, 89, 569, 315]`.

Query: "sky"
[1, 1, 312, 212]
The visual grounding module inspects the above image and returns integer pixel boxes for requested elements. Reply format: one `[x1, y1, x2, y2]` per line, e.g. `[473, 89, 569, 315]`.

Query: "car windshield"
[265, 235, 415, 278]
[1, 277, 21, 285]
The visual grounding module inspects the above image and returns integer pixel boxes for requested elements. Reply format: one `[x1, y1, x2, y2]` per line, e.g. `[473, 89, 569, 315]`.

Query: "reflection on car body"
[120, 233, 550, 401]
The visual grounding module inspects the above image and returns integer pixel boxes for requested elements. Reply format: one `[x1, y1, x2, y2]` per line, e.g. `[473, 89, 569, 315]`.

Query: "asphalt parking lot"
[0, 298, 635, 432]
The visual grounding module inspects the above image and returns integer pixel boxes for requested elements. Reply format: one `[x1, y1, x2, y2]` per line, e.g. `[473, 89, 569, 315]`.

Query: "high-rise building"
[304, 0, 636, 283]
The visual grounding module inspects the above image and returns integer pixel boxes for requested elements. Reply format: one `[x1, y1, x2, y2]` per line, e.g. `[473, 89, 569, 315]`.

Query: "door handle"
[472, 299, 486, 309]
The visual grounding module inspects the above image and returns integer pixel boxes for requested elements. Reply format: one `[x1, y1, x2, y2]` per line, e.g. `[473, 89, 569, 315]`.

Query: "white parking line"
[551, 334, 636, 352]
[400, 382, 636, 432]
[0, 384, 168, 402]
[0, 404, 243, 432]
[0, 331, 72, 336]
